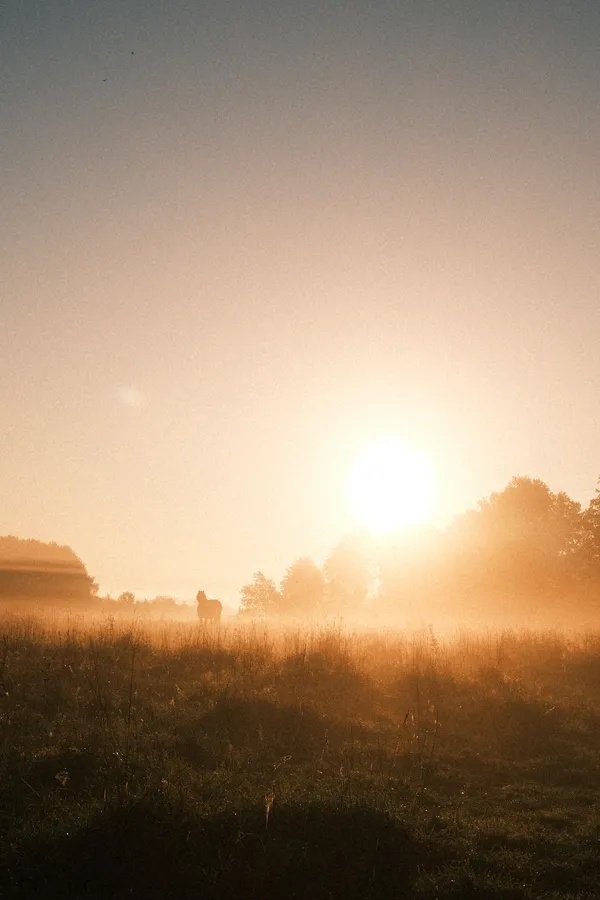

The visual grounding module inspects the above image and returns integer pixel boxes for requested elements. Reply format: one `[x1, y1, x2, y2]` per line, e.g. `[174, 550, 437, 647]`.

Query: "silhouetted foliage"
[276, 475, 600, 624]
[103, 595, 196, 620]
[279, 557, 324, 615]
[0, 536, 96, 605]
[323, 533, 375, 614]
[580, 478, 600, 578]
[0, 536, 86, 567]
[145, 596, 178, 614]
[443, 477, 586, 613]
[239, 571, 280, 617]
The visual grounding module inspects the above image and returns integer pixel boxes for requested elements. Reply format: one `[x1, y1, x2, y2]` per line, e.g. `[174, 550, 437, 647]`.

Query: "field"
[1, 609, 600, 899]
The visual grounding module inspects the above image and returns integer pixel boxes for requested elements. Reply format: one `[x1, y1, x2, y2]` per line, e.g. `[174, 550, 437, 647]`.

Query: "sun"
[348, 437, 436, 535]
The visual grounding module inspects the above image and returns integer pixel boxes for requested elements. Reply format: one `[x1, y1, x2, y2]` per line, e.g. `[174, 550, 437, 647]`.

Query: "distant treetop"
[0, 536, 87, 573]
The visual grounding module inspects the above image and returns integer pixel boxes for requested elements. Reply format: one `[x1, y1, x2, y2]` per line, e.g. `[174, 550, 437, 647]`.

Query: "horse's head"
[196, 590, 207, 604]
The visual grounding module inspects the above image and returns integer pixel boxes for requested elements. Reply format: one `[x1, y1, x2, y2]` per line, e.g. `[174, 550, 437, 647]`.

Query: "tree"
[279, 557, 324, 616]
[478, 477, 581, 550]
[579, 478, 600, 580]
[150, 596, 179, 615]
[375, 525, 443, 619]
[323, 533, 374, 614]
[445, 476, 584, 610]
[0, 536, 97, 605]
[239, 572, 280, 617]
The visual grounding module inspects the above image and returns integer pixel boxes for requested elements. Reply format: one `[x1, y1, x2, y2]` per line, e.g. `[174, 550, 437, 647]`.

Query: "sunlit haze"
[349, 438, 436, 535]
[2, 1, 600, 603]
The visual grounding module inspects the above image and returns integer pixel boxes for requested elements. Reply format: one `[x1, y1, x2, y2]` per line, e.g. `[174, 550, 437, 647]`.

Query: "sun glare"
[349, 437, 436, 535]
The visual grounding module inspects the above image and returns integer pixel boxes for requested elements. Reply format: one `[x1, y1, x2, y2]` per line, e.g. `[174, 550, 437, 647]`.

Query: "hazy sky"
[2, 1, 600, 602]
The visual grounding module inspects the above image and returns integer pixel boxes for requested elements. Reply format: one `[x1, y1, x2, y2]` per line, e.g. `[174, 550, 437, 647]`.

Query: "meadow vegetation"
[1, 610, 600, 899]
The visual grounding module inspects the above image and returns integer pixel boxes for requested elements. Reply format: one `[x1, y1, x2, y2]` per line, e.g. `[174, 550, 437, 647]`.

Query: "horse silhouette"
[196, 590, 222, 624]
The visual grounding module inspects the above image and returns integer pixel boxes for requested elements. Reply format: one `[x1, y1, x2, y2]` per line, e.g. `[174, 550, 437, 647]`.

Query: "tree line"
[3, 474, 600, 622]
[238, 476, 600, 622]
[0, 537, 96, 602]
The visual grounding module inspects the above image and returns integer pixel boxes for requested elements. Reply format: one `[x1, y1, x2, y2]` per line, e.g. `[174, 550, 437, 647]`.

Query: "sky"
[2, 0, 600, 603]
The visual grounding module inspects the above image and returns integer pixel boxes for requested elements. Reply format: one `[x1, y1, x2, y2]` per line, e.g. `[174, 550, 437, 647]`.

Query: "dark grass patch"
[199, 694, 333, 753]
[275, 650, 379, 716]
[2, 798, 417, 900]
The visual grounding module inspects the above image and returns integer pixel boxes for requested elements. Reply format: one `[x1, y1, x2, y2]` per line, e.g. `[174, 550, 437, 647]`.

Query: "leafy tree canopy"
[239, 572, 280, 616]
[280, 558, 324, 615]
[323, 533, 375, 613]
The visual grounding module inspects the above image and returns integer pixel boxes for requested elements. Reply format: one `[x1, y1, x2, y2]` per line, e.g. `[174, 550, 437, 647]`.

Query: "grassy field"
[1, 609, 599, 899]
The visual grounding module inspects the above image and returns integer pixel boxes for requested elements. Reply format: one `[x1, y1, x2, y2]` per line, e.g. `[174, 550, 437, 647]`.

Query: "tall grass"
[1, 608, 599, 898]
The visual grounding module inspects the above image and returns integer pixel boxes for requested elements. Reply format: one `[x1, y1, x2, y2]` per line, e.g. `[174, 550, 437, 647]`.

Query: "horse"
[196, 590, 222, 624]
